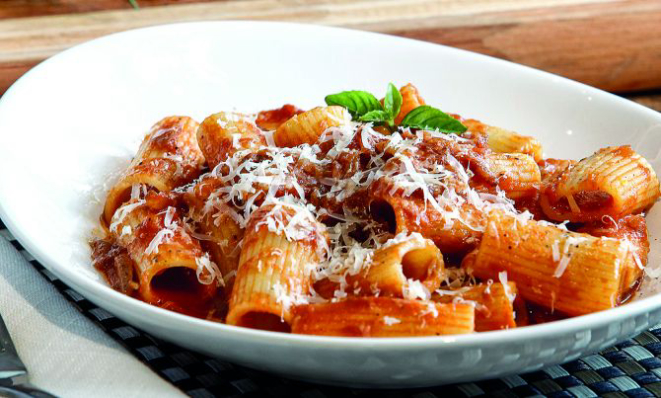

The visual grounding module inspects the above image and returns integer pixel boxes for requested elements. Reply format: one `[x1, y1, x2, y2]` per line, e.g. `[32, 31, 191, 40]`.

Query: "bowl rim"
[1, 20, 660, 350]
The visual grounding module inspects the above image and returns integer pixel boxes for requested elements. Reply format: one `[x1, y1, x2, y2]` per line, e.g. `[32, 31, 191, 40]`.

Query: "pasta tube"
[485, 126, 543, 162]
[103, 116, 204, 224]
[463, 211, 631, 316]
[578, 214, 649, 295]
[314, 234, 444, 299]
[540, 158, 576, 185]
[183, 176, 244, 292]
[370, 178, 485, 254]
[354, 234, 443, 297]
[434, 282, 517, 331]
[226, 203, 325, 332]
[472, 152, 541, 199]
[541, 146, 660, 222]
[197, 111, 265, 169]
[291, 297, 474, 337]
[109, 196, 219, 314]
[463, 120, 543, 162]
[274, 106, 350, 147]
[255, 104, 304, 131]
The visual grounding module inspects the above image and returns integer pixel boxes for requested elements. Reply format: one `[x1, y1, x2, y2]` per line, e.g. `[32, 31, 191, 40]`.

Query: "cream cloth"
[0, 234, 184, 398]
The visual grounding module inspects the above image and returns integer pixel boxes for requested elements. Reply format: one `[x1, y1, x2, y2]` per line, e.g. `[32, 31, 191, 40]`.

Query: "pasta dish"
[91, 83, 660, 337]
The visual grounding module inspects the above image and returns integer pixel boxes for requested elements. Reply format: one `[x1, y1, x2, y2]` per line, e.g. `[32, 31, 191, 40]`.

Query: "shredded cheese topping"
[109, 200, 145, 233]
[189, 118, 540, 304]
[498, 271, 516, 303]
[145, 228, 174, 255]
[197, 117, 568, 307]
[552, 235, 589, 278]
[102, 105, 656, 323]
[195, 253, 224, 286]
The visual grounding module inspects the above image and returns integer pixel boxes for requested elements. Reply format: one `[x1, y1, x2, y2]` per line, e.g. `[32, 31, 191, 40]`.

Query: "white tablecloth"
[0, 234, 184, 397]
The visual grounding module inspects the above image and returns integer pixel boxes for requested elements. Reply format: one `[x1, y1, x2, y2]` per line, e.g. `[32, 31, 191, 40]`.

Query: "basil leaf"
[400, 105, 467, 134]
[383, 83, 402, 122]
[359, 110, 390, 123]
[325, 91, 383, 118]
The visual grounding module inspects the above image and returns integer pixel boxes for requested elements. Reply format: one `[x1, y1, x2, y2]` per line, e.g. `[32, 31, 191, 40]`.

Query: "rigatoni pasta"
[103, 116, 204, 225]
[472, 152, 541, 199]
[291, 297, 474, 337]
[197, 112, 265, 169]
[463, 211, 633, 316]
[463, 119, 543, 162]
[106, 193, 220, 316]
[369, 178, 485, 254]
[226, 203, 325, 332]
[434, 282, 517, 331]
[578, 215, 650, 294]
[274, 106, 350, 147]
[541, 146, 660, 222]
[486, 125, 543, 162]
[314, 233, 444, 299]
[91, 82, 661, 336]
[183, 175, 244, 291]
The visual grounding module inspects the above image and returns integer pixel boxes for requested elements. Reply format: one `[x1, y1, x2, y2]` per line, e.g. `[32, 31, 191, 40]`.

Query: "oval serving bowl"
[0, 22, 660, 388]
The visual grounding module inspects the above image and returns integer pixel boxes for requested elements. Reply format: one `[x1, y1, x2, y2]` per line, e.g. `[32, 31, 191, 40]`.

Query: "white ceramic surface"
[0, 22, 660, 388]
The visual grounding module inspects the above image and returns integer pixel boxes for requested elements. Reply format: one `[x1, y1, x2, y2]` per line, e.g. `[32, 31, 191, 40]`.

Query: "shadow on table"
[0, 235, 121, 352]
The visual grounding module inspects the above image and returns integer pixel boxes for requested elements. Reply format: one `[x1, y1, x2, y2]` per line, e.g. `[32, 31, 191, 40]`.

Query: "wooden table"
[0, 0, 659, 111]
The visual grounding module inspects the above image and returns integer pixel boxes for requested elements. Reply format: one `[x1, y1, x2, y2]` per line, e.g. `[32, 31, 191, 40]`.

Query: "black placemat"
[3, 219, 661, 398]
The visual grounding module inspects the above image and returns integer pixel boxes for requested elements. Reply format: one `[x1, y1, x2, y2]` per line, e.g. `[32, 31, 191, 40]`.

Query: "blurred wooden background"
[0, 0, 659, 110]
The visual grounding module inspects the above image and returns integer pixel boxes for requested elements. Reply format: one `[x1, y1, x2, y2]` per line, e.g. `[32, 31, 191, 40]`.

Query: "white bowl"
[1, 21, 660, 388]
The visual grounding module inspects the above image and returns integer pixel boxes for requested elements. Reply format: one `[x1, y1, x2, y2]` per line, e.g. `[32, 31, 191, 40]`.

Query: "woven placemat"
[3, 219, 661, 397]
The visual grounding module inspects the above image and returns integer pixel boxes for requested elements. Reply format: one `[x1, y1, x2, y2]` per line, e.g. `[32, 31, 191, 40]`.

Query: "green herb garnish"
[324, 91, 382, 119]
[400, 105, 467, 134]
[382, 83, 402, 122]
[324, 83, 465, 134]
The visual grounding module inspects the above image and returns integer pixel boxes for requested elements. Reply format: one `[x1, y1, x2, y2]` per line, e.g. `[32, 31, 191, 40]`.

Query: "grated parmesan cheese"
[145, 207, 180, 255]
[223, 270, 237, 285]
[420, 302, 439, 318]
[381, 231, 427, 249]
[263, 130, 276, 147]
[551, 240, 560, 262]
[566, 194, 580, 213]
[620, 238, 644, 270]
[163, 206, 176, 228]
[145, 228, 174, 255]
[602, 215, 619, 229]
[109, 200, 145, 233]
[552, 235, 589, 278]
[484, 279, 493, 294]
[231, 133, 241, 149]
[383, 316, 401, 326]
[498, 271, 516, 303]
[195, 253, 224, 286]
[402, 279, 431, 301]
[273, 282, 311, 318]
[435, 286, 475, 297]
[130, 184, 147, 200]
